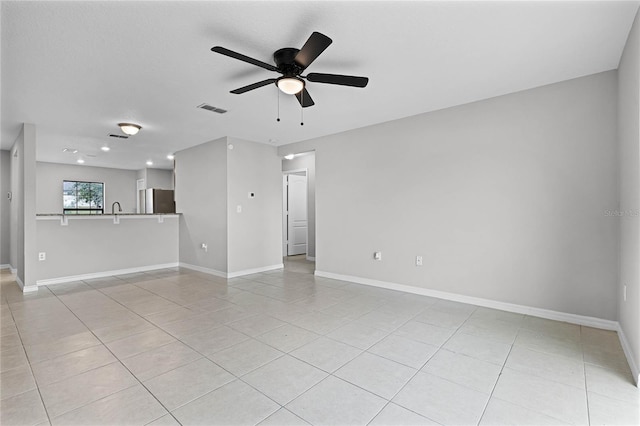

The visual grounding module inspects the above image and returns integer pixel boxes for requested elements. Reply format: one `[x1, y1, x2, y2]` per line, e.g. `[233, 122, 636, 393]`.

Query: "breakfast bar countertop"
[36, 213, 180, 216]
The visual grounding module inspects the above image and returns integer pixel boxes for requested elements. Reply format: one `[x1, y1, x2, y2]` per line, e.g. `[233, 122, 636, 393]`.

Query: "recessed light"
[77, 159, 85, 164]
[101, 146, 110, 152]
[146, 160, 153, 166]
[284, 154, 295, 160]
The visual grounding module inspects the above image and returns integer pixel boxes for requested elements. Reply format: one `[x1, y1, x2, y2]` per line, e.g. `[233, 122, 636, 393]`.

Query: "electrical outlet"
[201, 243, 208, 252]
[237, 205, 242, 213]
[38, 252, 46, 261]
[373, 252, 382, 260]
[416, 256, 423, 266]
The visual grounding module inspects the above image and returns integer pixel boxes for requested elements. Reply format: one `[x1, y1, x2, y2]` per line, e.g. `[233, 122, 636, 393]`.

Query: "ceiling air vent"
[197, 103, 227, 114]
[109, 133, 129, 139]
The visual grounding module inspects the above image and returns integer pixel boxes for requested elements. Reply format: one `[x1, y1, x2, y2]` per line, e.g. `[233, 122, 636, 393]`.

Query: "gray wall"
[146, 168, 174, 190]
[175, 136, 282, 275]
[10, 145, 18, 270]
[36, 216, 178, 281]
[618, 8, 640, 382]
[11, 124, 38, 288]
[227, 137, 282, 273]
[36, 162, 138, 214]
[279, 71, 619, 321]
[175, 138, 228, 273]
[1, 150, 11, 266]
[137, 167, 174, 190]
[282, 152, 316, 259]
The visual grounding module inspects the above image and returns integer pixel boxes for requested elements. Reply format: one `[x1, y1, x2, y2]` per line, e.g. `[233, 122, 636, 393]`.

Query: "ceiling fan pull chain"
[300, 91, 304, 126]
[276, 90, 281, 122]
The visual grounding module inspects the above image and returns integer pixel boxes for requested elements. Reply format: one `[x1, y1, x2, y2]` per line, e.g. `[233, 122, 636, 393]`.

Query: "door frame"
[136, 179, 146, 214]
[282, 168, 308, 258]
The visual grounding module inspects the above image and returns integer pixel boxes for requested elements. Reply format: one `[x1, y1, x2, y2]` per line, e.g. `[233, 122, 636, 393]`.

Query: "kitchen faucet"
[111, 201, 122, 214]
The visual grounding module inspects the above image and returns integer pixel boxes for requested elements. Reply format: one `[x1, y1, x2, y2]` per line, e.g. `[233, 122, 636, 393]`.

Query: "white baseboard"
[36, 263, 179, 286]
[15, 275, 37, 292]
[179, 262, 284, 279]
[179, 262, 227, 278]
[617, 324, 640, 386]
[306, 256, 316, 261]
[314, 270, 619, 331]
[228, 264, 284, 278]
[16, 275, 24, 290]
[0, 264, 11, 270]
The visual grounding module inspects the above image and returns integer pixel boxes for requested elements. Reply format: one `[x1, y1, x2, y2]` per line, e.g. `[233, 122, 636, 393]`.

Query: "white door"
[286, 174, 308, 256]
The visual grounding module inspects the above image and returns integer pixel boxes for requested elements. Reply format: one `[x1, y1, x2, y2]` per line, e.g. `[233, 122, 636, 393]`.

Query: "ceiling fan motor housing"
[274, 48, 303, 76]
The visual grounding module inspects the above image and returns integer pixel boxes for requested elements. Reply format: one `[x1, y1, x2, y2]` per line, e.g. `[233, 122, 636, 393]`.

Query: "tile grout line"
[147, 277, 426, 424]
[475, 312, 528, 424]
[49, 280, 186, 425]
[4, 293, 54, 426]
[581, 326, 592, 426]
[7, 269, 626, 426]
[364, 303, 481, 425]
[274, 299, 459, 424]
[78, 272, 299, 422]
[476, 316, 580, 426]
[476, 343, 514, 425]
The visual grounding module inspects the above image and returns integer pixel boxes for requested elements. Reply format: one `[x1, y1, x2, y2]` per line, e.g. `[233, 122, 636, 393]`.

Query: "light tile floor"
[1, 257, 638, 426]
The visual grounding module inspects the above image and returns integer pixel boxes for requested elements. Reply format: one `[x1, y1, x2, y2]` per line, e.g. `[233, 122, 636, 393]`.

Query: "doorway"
[282, 170, 307, 257]
[282, 151, 316, 268]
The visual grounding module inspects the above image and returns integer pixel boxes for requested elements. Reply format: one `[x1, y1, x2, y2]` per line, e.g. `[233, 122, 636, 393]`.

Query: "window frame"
[63, 180, 105, 215]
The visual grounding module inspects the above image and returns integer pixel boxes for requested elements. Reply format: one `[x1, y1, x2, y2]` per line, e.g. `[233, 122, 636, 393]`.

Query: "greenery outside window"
[63, 181, 104, 214]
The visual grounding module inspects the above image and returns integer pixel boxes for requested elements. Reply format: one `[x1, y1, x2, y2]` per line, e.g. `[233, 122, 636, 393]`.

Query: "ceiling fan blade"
[211, 46, 278, 72]
[306, 73, 369, 88]
[295, 88, 315, 108]
[230, 79, 277, 94]
[294, 32, 332, 70]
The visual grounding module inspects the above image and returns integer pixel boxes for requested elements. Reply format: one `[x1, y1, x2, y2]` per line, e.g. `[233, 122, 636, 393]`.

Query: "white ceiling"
[2, 1, 638, 170]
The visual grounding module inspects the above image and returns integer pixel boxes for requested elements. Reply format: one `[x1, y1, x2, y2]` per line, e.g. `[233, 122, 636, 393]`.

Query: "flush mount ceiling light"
[76, 158, 85, 164]
[284, 154, 295, 160]
[118, 123, 142, 136]
[101, 146, 110, 152]
[146, 160, 153, 166]
[276, 77, 304, 95]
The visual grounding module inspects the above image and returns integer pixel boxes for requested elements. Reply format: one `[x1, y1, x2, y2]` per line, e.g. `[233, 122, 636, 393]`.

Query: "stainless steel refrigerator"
[143, 189, 175, 213]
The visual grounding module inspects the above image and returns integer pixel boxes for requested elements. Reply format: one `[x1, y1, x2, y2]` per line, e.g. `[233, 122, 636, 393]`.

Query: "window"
[63, 180, 104, 214]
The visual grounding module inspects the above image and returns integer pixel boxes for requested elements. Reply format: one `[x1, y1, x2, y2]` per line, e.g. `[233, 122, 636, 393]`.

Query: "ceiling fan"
[211, 32, 369, 108]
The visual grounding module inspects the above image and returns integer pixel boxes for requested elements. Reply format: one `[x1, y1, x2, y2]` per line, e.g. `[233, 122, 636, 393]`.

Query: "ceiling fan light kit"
[277, 77, 304, 95]
[211, 31, 369, 114]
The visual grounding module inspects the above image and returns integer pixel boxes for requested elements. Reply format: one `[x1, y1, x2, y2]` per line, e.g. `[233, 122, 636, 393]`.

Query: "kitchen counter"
[37, 213, 180, 225]
[36, 213, 179, 285]
[36, 213, 180, 216]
